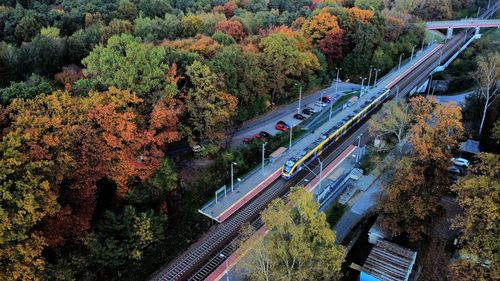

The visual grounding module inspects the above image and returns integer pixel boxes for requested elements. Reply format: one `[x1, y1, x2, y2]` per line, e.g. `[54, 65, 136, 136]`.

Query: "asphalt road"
[434, 91, 472, 105]
[230, 81, 360, 146]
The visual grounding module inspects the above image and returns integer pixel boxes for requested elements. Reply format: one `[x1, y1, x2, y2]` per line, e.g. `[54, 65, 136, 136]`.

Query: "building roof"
[361, 240, 417, 281]
[459, 139, 480, 154]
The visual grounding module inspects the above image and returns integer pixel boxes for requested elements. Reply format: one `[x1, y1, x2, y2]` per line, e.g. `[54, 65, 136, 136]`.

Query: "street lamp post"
[410, 45, 416, 62]
[398, 53, 404, 70]
[427, 74, 433, 96]
[420, 37, 425, 52]
[317, 158, 323, 190]
[360, 77, 366, 97]
[356, 133, 363, 163]
[396, 85, 400, 102]
[230, 162, 237, 192]
[219, 254, 229, 281]
[330, 67, 341, 121]
[295, 83, 302, 114]
[262, 142, 267, 175]
[374, 69, 380, 87]
[367, 65, 373, 88]
[289, 126, 293, 150]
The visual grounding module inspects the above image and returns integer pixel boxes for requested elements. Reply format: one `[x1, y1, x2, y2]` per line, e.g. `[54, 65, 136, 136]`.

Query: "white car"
[451, 157, 469, 167]
[314, 100, 327, 107]
[306, 106, 319, 113]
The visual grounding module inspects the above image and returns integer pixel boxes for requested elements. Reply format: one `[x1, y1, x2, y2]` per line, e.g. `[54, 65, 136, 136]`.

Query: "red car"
[243, 137, 254, 144]
[275, 123, 289, 132]
[321, 96, 333, 103]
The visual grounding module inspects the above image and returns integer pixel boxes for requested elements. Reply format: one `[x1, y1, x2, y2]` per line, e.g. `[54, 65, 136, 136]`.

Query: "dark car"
[321, 96, 333, 103]
[302, 108, 313, 115]
[293, 113, 306, 120]
[259, 131, 272, 139]
[277, 121, 290, 128]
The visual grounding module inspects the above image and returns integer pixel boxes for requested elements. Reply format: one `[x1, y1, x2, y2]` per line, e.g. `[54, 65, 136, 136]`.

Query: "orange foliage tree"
[377, 97, 463, 241]
[301, 11, 343, 63]
[214, 19, 246, 41]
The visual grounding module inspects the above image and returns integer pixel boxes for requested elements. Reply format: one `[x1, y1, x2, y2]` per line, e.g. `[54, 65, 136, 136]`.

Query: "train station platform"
[198, 42, 443, 223]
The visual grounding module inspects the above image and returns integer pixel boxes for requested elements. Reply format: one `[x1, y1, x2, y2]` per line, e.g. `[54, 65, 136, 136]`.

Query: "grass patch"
[325, 202, 347, 227]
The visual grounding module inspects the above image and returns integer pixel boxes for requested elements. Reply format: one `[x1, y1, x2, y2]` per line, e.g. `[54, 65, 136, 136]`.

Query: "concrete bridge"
[426, 19, 500, 38]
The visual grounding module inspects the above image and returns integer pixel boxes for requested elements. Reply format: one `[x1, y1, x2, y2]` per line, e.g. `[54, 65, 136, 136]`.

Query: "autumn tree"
[368, 100, 412, 148]
[301, 11, 343, 63]
[449, 153, 499, 281]
[471, 52, 499, 137]
[82, 34, 170, 97]
[181, 61, 237, 146]
[259, 32, 320, 103]
[214, 19, 246, 41]
[377, 97, 464, 241]
[238, 187, 345, 281]
[0, 132, 59, 280]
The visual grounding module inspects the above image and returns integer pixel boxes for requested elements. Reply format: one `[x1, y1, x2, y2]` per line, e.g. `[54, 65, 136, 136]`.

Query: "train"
[281, 88, 392, 179]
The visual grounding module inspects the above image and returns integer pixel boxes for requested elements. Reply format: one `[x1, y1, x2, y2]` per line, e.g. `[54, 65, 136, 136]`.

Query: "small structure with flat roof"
[360, 240, 417, 281]
[459, 139, 480, 155]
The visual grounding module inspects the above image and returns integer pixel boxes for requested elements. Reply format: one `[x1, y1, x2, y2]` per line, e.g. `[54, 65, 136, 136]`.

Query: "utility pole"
[230, 162, 236, 192]
[374, 69, 380, 87]
[398, 53, 404, 70]
[367, 65, 373, 88]
[330, 67, 341, 121]
[360, 77, 366, 97]
[427, 75, 433, 96]
[261, 142, 267, 175]
[356, 134, 363, 163]
[295, 83, 302, 114]
[410, 45, 416, 62]
[318, 158, 323, 190]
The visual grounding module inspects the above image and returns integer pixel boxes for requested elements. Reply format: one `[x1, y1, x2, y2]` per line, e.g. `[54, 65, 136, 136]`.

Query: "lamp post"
[367, 65, 373, 89]
[427, 74, 433, 96]
[410, 45, 416, 62]
[230, 162, 237, 192]
[317, 158, 323, 190]
[398, 53, 404, 70]
[374, 68, 380, 87]
[262, 142, 267, 175]
[396, 85, 400, 102]
[356, 133, 363, 163]
[420, 37, 425, 52]
[330, 67, 341, 121]
[360, 77, 366, 97]
[295, 83, 302, 114]
[289, 126, 292, 150]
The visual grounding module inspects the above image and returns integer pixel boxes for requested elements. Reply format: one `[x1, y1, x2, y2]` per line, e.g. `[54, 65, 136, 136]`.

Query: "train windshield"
[284, 160, 295, 173]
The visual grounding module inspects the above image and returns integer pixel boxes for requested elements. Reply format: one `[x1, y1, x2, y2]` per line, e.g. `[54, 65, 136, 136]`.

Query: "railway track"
[150, 5, 499, 281]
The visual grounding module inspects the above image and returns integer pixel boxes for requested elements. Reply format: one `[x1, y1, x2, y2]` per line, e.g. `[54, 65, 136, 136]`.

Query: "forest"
[0, 0, 487, 280]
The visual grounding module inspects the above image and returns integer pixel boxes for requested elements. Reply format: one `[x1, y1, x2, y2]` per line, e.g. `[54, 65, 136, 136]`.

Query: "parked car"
[451, 157, 469, 167]
[293, 113, 306, 120]
[307, 106, 319, 113]
[302, 108, 313, 115]
[192, 145, 205, 152]
[448, 166, 461, 175]
[277, 120, 290, 128]
[243, 137, 254, 144]
[321, 96, 333, 103]
[259, 131, 272, 139]
[450, 174, 459, 184]
[254, 133, 265, 140]
[275, 123, 289, 132]
[314, 100, 327, 107]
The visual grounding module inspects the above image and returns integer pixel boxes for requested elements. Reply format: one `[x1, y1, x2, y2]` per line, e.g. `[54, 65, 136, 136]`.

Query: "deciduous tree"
[238, 187, 345, 281]
[181, 61, 237, 146]
[449, 153, 499, 280]
[301, 11, 343, 63]
[472, 52, 499, 137]
[368, 100, 412, 147]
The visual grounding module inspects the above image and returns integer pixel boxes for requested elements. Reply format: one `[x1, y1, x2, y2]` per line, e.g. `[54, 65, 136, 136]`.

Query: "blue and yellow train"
[281, 88, 391, 179]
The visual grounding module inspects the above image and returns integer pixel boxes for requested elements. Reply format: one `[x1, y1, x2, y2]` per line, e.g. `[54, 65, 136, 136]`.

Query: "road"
[230, 81, 360, 146]
[434, 91, 472, 105]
